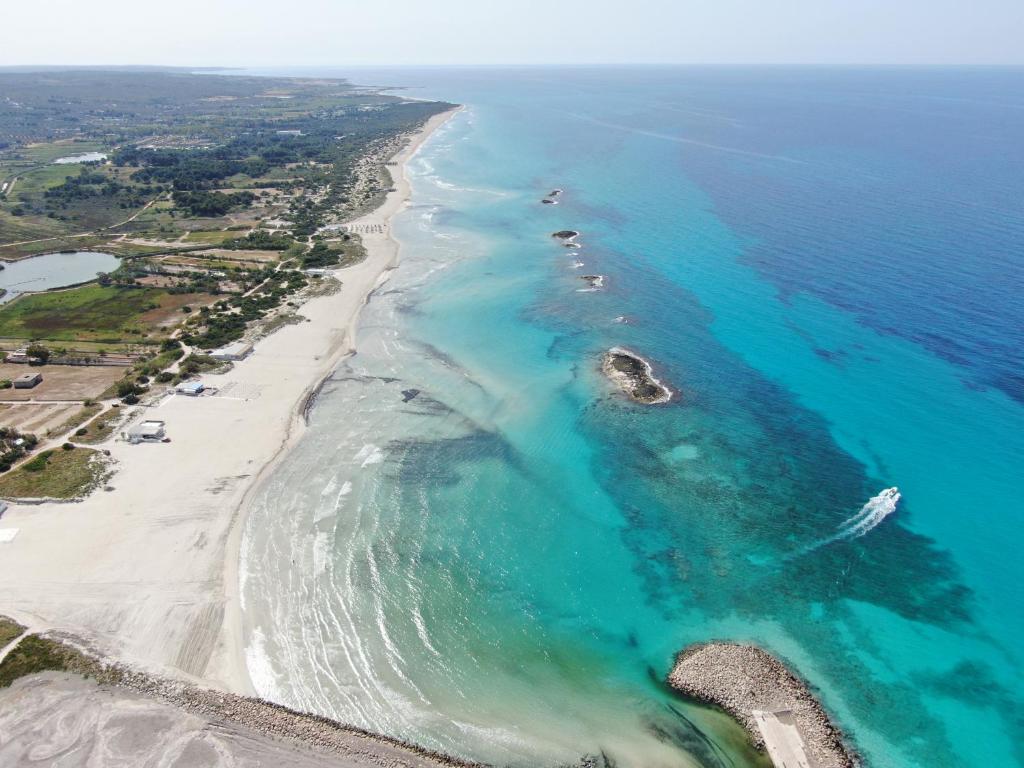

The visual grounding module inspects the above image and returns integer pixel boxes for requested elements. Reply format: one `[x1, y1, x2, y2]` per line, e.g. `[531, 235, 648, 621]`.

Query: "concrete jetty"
[667, 642, 857, 768]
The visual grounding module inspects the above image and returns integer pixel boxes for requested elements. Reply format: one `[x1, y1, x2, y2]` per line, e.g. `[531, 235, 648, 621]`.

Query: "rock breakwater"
[667, 642, 857, 768]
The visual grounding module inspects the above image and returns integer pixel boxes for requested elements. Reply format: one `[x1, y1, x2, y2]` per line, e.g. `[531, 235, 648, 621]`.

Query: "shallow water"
[52, 152, 106, 164]
[0, 251, 120, 303]
[241, 68, 1024, 767]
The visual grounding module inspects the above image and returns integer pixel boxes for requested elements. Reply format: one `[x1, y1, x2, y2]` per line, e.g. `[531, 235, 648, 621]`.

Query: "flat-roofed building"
[125, 420, 166, 444]
[13, 372, 42, 389]
[210, 341, 253, 362]
[175, 381, 205, 396]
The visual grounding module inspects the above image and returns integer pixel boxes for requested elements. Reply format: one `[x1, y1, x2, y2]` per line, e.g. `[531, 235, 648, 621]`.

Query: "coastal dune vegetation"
[0, 68, 451, 502]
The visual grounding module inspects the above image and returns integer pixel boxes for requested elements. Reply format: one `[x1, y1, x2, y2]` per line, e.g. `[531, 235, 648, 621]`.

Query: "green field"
[5, 164, 84, 203]
[0, 284, 174, 342]
[183, 229, 245, 244]
[0, 616, 25, 649]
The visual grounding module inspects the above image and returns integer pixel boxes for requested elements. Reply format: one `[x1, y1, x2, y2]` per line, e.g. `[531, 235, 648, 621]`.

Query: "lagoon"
[52, 152, 107, 164]
[0, 251, 120, 304]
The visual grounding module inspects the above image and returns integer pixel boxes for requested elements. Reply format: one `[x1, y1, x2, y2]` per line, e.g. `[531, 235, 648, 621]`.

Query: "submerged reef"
[602, 347, 672, 404]
[668, 642, 857, 768]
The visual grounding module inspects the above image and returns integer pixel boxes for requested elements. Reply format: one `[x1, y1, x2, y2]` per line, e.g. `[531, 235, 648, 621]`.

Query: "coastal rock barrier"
[667, 642, 858, 768]
[602, 347, 672, 404]
[112, 668, 484, 767]
[10, 631, 482, 768]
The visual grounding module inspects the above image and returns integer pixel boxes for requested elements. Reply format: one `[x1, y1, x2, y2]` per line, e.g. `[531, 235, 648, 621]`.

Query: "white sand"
[0, 109, 458, 695]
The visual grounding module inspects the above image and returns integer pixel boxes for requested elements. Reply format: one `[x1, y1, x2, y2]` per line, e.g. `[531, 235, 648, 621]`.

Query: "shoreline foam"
[0, 107, 460, 701]
[222, 106, 461, 695]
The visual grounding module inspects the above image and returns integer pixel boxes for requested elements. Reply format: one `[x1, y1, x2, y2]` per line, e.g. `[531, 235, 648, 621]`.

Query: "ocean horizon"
[239, 66, 1024, 767]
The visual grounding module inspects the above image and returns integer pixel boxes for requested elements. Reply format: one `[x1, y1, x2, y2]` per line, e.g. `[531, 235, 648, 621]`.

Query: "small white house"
[125, 420, 166, 444]
[210, 341, 253, 362]
[176, 381, 205, 396]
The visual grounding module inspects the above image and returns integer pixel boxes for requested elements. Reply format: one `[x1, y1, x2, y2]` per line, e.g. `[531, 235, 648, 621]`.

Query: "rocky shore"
[602, 347, 672, 404]
[0, 630, 479, 768]
[112, 668, 482, 767]
[667, 643, 857, 768]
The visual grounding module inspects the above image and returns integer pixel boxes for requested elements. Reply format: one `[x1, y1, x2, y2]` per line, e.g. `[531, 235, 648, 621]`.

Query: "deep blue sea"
[240, 67, 1024, 767]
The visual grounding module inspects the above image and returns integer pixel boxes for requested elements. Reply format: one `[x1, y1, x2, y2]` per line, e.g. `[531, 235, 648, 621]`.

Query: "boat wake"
[796, 487, 900, 556]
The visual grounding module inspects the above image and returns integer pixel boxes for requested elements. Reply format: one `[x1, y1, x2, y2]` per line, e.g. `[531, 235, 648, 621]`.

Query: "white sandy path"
[0, 108, 458, 695]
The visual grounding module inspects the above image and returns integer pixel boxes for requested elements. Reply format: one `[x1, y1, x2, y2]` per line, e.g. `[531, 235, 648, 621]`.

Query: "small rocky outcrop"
[602, 348, 671, 404]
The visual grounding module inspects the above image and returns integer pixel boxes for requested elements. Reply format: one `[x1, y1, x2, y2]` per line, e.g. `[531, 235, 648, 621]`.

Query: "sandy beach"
[0, 108, 458, 696]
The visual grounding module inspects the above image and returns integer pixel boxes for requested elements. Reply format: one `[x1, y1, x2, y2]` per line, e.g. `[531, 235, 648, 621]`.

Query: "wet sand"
[0, 108, 459, 699]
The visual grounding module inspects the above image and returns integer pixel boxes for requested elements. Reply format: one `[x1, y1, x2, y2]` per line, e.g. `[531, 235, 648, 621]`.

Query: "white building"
[175, 381, 205, 396]
[210, 341, 253, 362]
[125, 420, 166, 444]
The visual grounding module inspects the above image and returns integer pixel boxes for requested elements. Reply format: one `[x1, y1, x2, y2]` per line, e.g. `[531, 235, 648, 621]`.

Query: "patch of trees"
[181, 269, 307, 349]
[0, 427, 39, 472]
[25, 343, 51, 364]
[301, 242, 342, 268]
[117, 148, 267, 189]
[172, 190, 254, 217]
[43, 167, 155, 208]
[220, 230, 295, 251]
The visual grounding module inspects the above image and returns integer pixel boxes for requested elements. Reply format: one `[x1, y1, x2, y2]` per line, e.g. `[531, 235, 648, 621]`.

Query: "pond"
[53, 152, 107, 164]
[0, 251, 121, 304]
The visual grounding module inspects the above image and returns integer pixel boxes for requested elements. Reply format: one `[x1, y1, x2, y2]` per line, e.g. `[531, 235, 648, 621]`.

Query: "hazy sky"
[4, 0, 1024, 67]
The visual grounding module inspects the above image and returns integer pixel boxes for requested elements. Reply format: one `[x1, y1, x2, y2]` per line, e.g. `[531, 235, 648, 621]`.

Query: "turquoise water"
[241, 68, 1024, 767]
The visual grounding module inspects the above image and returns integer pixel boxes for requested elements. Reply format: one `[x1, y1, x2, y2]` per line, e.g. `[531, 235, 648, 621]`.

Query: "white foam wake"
[834, 487, 900, 540]
[798, 487, 900, 555]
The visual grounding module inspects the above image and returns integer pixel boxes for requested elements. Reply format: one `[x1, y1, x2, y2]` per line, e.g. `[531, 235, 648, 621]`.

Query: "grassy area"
[47, 403, 103, 439]
[0, 634, 97, 688]
[17, 141, 105, 165]
[0, 446, 111, 500]
[76, 406, 132, 445]
[0, 284, 200, 342]
[0, 233, 114, 260]
[0, 616, 26, 649]
[6, 164, 82, 204]
[0, 209, 71, 246]
[183, 229, 244, 244]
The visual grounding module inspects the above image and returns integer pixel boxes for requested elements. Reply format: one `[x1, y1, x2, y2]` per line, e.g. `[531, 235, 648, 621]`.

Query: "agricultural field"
[0, 363, 125, 401]
[0, 285, 214, 343]
[0, 67, 449, 481]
